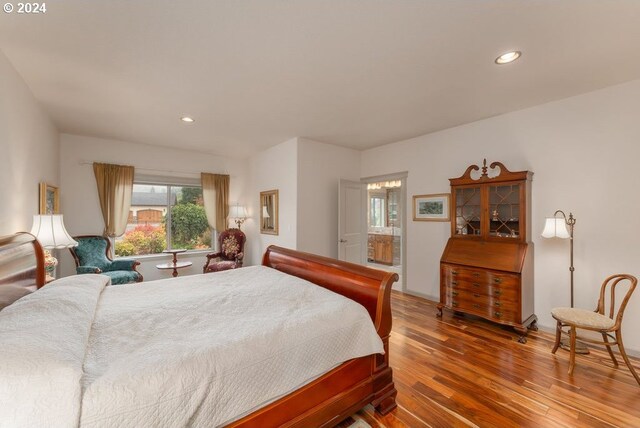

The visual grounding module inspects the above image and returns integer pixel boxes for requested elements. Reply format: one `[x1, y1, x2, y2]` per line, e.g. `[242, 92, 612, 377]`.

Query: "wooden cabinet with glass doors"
[438, 160, 537, 343]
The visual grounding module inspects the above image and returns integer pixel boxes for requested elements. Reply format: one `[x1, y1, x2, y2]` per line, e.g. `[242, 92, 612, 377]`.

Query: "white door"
[338, 179, 363, 264]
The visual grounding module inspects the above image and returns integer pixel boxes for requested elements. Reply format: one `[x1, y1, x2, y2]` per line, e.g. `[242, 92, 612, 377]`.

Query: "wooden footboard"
[228, 246, 398, 427]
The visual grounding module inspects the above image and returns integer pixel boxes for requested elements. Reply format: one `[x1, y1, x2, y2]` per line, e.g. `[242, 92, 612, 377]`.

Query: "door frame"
[360, 171, 408, 292]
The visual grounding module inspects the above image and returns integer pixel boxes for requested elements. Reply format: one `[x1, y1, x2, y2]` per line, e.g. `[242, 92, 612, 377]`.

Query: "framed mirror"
[260, 189, 279, 235]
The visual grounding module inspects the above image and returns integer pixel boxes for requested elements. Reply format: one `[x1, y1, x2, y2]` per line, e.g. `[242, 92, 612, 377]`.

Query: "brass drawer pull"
[494, 290, 502, 296]
[472, 272, 480, 277]
[493, 277, 502, 284]
[451, 281, 458, 285]
[452, 301, 459, 307]
[472, 282, 480, 287]
[451, 270, 458, 275]
[495, 311, 502, 318]
[495, 302, 502, 307]
[473, 304, 480, 309]
[452, 291, 459, 297]
[473, 293, 480, 298]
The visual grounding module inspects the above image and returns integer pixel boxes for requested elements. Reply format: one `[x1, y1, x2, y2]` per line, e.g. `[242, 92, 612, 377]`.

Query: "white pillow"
[0, 285, 32, 310]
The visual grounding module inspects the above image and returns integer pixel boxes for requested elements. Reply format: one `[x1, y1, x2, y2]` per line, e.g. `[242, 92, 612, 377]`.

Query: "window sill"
[117, 249, 213, 261]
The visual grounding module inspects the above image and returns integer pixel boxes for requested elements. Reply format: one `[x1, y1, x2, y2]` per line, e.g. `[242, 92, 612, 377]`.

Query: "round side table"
[163, 249, 187, 264]
[157, 249, 192, 277]
[156, 260, 193, 277]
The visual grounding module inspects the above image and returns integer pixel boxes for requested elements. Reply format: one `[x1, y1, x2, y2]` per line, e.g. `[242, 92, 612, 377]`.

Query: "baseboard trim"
[396, 290, 640, 357]
[400, 289, 438, 302]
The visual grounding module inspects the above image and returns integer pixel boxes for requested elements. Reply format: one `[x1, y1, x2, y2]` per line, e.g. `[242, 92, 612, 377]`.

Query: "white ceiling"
[1, 1, 640, 158]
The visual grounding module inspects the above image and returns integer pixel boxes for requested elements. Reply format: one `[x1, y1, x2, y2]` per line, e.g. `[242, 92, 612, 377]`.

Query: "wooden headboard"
[0, 232, 45, 290]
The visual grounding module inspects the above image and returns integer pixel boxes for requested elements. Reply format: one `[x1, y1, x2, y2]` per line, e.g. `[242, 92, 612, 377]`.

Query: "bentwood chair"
[551, 274, 639, 385]
[69, 235, 143, 285]
[203, 228, 246, 273]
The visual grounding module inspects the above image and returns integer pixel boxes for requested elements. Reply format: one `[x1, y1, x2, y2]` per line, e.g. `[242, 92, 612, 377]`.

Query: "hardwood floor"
[360, 291, 640, 428]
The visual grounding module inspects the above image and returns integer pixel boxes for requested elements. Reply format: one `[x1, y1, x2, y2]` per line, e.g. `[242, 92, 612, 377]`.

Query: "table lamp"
[30, 214, 78, 279]
[228, 203, 248, 229]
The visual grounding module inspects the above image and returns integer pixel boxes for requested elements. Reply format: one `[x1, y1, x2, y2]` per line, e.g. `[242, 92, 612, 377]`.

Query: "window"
[115, 183, 213, 257]
[370, 196, 385, 228]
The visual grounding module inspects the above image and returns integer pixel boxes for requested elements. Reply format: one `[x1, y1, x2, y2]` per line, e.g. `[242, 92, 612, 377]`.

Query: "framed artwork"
[413, 193, 450, 222]
[39, 182, 59, 214]
[260, 189, 279, 235]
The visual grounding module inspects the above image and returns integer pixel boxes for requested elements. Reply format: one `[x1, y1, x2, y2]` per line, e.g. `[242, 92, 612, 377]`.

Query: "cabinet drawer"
[444, 285, 518, 303]
[444, 287, 518, 308]
[442, 265, 487, 282]
[445, 278, 518, 297]
[487, 272, 520, 288]
[443, 264, 519, 283]
[446, 278, 488, 293]
[442, 265, 520, 295]
[444, 292, 518, 323]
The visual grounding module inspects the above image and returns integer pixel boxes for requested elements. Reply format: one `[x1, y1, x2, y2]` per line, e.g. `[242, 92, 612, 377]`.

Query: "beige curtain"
[93, 162, 135, 237]
[201, 173, 230, 232]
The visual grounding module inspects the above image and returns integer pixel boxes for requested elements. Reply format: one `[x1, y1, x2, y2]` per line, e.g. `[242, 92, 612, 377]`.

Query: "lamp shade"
[262, 206, 270, 219]
[228, 204, 247, 219]
[541, 217, 570, 239]
[30, 215, 78, 249]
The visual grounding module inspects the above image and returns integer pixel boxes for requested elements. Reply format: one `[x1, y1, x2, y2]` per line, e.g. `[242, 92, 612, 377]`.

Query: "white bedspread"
[0, 266, 383, 428]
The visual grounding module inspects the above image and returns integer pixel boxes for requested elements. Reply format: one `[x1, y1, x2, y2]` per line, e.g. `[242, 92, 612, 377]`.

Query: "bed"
[0, 232, 397, 427]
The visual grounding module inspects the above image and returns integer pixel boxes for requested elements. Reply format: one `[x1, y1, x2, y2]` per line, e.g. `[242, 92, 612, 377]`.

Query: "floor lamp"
[541, 210, 588, 354]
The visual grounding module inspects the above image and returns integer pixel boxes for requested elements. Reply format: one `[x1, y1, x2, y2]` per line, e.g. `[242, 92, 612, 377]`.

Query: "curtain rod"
[78, 161, 228, 177]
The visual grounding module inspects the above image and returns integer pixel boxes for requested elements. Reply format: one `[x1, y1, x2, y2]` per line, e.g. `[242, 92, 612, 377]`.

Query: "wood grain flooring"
[357, 291, 640, 428]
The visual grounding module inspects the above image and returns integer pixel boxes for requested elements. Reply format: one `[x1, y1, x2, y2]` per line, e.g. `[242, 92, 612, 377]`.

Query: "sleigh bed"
[0, 232, 397, 427]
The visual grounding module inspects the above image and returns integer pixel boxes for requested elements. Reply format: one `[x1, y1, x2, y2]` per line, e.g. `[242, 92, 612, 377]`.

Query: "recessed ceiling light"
[495, 51, 521, 65]
[180, 116, 195, 123]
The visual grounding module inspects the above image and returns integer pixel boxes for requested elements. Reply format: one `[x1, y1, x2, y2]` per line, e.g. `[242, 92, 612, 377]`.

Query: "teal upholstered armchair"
[69, 235, 143, 285]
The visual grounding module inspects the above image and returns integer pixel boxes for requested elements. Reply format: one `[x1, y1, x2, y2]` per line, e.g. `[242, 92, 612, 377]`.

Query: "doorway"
[338, 174, 407, 290]
[364, 177, 405, 290]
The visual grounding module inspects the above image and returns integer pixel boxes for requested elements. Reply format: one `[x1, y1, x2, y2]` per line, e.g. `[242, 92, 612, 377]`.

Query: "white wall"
[58, 134, 247, 280]
[244, 138, 298, 265]
[0, 51, 59, 235]
[361, 79, 640, 352]
[243, 137, 360, 264]
[297, 138, 361, 258]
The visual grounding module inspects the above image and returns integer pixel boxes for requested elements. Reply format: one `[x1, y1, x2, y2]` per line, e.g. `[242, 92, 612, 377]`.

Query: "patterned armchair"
[203, 228, 246, 273]
[69, 235, 143, 285]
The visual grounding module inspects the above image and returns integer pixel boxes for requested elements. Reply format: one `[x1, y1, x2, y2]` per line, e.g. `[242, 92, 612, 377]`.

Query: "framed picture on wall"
[260, 189, 279, 235]
[413, 193, 450, 222]
[39, 182, 60, 214]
